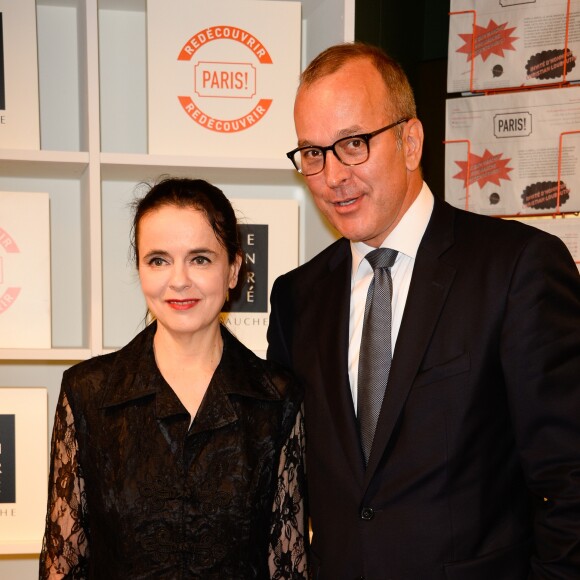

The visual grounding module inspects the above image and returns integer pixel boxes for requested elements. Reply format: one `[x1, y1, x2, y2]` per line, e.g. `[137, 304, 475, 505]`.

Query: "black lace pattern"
[39, 324, 308, 579]
[40, 391, 89, 579]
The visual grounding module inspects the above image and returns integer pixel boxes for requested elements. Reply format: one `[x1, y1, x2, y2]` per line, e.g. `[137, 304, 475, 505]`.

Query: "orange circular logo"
[177, 26, 273, 133]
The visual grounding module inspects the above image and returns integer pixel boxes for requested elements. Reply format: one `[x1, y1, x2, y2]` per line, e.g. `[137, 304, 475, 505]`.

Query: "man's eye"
[343, 137, 365, 150]
[302, 148, 322, 160]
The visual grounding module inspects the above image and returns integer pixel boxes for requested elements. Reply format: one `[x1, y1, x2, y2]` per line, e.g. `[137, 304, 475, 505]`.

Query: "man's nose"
[323, 149, 350, 187]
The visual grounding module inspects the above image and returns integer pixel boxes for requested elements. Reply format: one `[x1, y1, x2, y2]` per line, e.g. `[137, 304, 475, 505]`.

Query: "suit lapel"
[315, 240, 366, 484]
[364, 198, 457, 481]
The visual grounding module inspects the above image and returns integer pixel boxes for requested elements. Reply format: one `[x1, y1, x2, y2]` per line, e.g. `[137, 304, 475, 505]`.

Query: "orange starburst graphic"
[457, 20, 518, 62]
[453, 149, 513, 189]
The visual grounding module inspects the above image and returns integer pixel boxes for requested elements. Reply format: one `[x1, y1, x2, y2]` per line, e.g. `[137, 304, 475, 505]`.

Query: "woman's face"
[137, 205, 240, 340]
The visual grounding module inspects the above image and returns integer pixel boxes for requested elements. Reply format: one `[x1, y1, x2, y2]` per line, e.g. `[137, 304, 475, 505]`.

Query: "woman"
[40, 178, 308, 579]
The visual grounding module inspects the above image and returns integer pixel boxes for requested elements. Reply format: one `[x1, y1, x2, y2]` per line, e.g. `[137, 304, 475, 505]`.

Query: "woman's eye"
[148, 257, 166, 266]
[193, 256, 210, 265]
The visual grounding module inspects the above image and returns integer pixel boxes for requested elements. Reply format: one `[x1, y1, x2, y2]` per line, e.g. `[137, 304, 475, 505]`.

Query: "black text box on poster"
[0, 414, 16, 503]
[223, 224, 268, 313]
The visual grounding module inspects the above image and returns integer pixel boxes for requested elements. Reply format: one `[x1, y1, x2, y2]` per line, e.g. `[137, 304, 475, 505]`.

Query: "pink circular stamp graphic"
[0, 227, 21, 314]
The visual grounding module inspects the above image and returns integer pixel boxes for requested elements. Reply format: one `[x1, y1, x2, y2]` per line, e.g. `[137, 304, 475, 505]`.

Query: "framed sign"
[0, 0, 40, 149]
[147, 0, 301, 160]
[445, 86, 580, 216]
[0, 387, 48, 554]
[448, 0, 579, 93]
[221, 198, 299, 353]
[0, 191, 51, 348]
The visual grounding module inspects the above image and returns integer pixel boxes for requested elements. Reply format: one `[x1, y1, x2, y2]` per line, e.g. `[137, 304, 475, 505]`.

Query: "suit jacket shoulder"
[277, 237, 350, 290]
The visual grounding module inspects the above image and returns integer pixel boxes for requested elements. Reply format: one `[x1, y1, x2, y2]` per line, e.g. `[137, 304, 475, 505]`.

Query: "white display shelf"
[0, 541, 42, 556]
[0, 348, 92, 362]
[100, 152, 294, 175]
[0, 0, 352, 366]
[0, 151, 88, 177]
[0, 0, 352, 572]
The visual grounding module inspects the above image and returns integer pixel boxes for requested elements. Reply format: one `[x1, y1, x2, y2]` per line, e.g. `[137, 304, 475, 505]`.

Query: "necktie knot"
[365, 248, 398, 271]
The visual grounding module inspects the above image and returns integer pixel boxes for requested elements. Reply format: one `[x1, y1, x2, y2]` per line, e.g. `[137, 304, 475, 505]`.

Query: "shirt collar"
[100, 322, 283, 413]
[351, 181, 434, 278]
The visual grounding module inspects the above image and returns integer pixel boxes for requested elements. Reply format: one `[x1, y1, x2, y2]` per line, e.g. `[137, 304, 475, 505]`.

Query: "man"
[267, 42, 580, 579]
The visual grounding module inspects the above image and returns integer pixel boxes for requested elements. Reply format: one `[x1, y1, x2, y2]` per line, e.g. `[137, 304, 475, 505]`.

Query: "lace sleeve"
[268, 404, 309, 579]
[39, 389, 89, 579]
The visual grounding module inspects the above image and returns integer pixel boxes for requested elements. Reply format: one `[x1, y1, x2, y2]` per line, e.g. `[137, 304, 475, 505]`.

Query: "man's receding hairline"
[300, 54, 376, 89]
[297, 56, 394, 118]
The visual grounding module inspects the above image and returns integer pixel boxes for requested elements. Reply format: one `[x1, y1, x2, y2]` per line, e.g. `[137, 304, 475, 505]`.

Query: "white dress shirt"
[348, 182, 435, 413]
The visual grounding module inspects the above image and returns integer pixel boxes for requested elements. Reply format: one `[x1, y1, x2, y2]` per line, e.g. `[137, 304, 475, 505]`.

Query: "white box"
[445, 86, 580, 216]
[448, 0, 580, 93]
[0, 0, 40, 149]
[0, 387, 48, 554]
[147, 0, 301, 160]
[0, 192, 51, 348]
[221, 198, 299, 353]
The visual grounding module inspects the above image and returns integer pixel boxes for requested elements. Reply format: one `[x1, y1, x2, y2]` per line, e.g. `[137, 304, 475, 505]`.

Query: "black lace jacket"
[39, 323, 308, 579]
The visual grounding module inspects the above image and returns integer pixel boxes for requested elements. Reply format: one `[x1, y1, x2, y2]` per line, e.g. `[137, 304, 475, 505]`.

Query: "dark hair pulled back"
[131, 176, 243, 274]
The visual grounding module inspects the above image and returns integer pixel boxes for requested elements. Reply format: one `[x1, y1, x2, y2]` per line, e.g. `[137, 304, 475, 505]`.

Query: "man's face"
[294, 59, 423, 247]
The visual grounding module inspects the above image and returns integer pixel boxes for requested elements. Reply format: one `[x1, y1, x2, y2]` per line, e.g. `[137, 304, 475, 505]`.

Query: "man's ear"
[403, 118, 424, 172]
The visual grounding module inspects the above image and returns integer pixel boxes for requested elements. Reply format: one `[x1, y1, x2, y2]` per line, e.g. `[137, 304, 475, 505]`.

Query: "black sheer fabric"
[40, 323, 307, 579]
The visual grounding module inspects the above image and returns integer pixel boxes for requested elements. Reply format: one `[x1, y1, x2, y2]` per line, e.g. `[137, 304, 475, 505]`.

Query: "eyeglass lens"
[297, 136, 369, 175]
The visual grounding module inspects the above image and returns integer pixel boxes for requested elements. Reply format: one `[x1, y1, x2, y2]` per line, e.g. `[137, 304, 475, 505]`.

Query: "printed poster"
[0, 387, 48, 554]
[221, 198, 299, 352]
[448, 0, 580, 93]
[0, 0, 40, 149]
[0, 192, 51, 348]
[445, 86, 580, 216]
[147, 0, 301, 159]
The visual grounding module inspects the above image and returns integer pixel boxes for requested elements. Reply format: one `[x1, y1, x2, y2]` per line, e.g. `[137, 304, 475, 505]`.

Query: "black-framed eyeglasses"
[286, 118, 409, 176]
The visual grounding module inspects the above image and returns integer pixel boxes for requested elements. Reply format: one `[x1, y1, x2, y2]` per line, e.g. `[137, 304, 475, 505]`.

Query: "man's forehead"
[295, 124, 365, 148]
[295, 89, 389, 141]
[298, 65, 388, 107]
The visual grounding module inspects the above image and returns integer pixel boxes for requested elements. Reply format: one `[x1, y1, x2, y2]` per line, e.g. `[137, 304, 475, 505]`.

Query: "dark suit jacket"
[267, 195, 580, 580]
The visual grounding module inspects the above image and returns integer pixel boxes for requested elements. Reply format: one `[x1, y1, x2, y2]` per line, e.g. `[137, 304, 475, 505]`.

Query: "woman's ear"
[229, 253, 243, 289]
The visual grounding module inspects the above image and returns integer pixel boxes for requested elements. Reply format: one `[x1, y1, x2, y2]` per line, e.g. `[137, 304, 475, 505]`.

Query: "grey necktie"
[357, 248, 398, 464]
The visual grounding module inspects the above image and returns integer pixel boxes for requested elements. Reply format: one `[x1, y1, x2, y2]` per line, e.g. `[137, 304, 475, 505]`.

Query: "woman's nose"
[169, 264, 192, 291]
